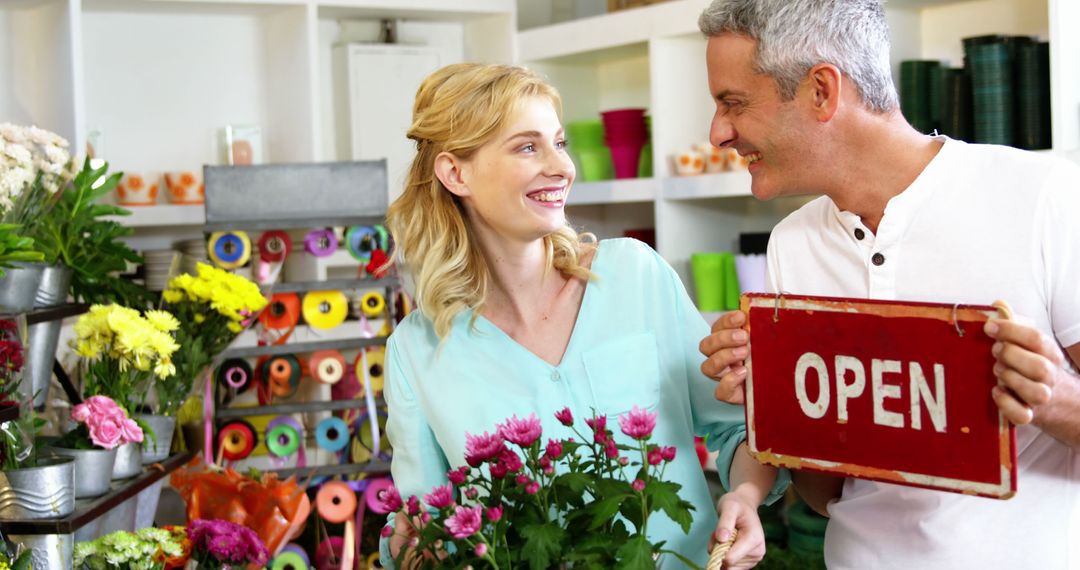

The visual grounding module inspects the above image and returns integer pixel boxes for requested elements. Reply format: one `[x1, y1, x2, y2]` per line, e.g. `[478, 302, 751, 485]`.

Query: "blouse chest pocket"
[581, 332, 662, 415]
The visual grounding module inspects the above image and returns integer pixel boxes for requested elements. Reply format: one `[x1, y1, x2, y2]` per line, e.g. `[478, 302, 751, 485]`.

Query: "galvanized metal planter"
[111, 441, 143, 480]
[0, 262, 45, 313]
[0, 455, 75, 519]
[136, 413, 176, 464]
[48, 446, 117, 498]
[23, 264, 72, 408]
[8, 531, 72, 570]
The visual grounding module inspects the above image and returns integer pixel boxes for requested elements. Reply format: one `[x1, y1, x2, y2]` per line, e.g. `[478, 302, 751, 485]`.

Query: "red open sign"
[742, 293, 1017, 499]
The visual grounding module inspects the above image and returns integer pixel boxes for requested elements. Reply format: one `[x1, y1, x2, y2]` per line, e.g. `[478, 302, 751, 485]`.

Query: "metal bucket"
[8, 532, 72, 570]
[24, 319, 61, 409]
[111, 441, 143, 479]
[136, 414, 176, 464]
[0, 455, 75, 519]
[0, 262, 45, 313]
[49, 446, 117, 498]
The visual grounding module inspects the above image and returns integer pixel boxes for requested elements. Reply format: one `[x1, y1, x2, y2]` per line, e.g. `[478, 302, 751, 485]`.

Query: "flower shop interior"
[1, 0, 1078, 568]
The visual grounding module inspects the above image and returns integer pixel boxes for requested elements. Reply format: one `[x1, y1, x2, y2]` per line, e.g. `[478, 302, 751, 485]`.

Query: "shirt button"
[550, 370, 561, 382]
[872, 253, 885, 266]
[854, 228, 865, 240]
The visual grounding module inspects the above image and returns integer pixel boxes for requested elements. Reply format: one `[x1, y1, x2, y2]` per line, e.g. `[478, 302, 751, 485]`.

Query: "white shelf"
[106, 204, 206, 227]
[518, 0, 709, 63]
[663, 171, 752, 200]
[568, 178, 657, 206]
[317, 0, 513, 19]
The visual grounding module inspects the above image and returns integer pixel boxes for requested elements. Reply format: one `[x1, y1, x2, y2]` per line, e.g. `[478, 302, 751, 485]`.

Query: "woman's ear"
[434, 152, 471, 198]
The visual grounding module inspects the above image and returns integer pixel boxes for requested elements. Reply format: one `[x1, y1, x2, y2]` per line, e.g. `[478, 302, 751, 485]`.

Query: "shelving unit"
[521, 0, 1079, 294]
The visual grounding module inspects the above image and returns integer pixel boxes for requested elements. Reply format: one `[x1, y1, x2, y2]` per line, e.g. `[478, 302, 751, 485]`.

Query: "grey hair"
[699, 0, 899, 113]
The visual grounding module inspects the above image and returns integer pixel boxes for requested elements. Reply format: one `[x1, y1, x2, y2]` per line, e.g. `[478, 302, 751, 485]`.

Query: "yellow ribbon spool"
[365, 552, 380, 569]
[359, 291, 386, 318]
[207, 231, 252, 269]
[302, 290, 348, 330]
[355, 347, 385, 397]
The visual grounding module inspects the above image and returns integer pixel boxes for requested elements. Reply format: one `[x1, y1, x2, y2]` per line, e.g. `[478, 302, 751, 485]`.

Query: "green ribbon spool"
[266, 423, 301, 457]
[270, 551, 309, 570]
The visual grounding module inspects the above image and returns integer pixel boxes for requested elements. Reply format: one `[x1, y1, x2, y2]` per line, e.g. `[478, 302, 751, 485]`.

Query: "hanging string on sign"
[304, 229, 338, 257]
[302, 290, 348, 330]
[208, 231, 252, 269]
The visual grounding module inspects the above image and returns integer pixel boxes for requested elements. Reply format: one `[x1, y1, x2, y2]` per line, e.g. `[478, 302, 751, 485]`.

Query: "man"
[696, 0, 1080, 568]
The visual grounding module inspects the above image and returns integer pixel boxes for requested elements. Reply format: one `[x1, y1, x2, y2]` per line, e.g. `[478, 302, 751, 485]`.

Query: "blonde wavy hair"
[385, 63, 595, 339]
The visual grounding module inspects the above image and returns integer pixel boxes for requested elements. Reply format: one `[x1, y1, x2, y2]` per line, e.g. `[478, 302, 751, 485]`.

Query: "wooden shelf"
[663, 171, 753, 200]
[104, 204, 205, 228]
[0, 452, 193, 535]
[567, 178, 657, 206]
[0, 303, 90, 326]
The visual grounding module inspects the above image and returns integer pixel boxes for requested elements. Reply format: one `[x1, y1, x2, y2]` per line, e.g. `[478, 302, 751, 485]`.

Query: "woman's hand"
[711, 490, 766, 569]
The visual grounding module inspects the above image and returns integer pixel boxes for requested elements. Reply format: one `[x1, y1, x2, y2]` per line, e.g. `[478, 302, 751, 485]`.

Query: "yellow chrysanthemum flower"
[145, 310, 180, 332]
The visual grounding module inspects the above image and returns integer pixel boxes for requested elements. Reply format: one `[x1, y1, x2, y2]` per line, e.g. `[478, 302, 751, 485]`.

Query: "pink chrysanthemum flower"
[465, 431, 505, 467]
[554, 407, 574, 426]
[424, 484, 455, 510]
[498, 413, 542, 447]
[618, 406, 657, 441]
[444, 505, 483, 539]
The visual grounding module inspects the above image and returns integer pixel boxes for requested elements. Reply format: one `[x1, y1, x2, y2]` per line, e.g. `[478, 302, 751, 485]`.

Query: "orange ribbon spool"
[260, 293, 301, 330]
[315, 481, 357, 523]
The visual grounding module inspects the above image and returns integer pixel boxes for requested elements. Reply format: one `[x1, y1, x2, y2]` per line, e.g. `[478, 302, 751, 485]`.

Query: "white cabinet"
[334, 43, 442, 202]
[517, 0, 1079, 292]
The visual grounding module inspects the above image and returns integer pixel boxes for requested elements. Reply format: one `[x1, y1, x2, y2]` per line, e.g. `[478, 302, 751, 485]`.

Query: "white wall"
[920, 0, 1048, 66]
[82, 10, 270, 172]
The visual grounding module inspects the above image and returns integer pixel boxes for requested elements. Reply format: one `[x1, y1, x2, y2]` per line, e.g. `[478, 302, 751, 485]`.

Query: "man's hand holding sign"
[701, 293, 1078, 512]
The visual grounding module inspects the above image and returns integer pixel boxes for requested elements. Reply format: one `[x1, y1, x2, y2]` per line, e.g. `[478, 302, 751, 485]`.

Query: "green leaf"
[646, 479, 696, 534]
[588, 493, 629, 530]
[614, 535, 655, 570]
[556, 471, 591, 496]
[521, 523, 564, 570]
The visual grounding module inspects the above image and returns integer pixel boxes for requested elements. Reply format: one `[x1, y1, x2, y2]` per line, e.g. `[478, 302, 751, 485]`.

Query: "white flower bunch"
[0, 123, 71, 216]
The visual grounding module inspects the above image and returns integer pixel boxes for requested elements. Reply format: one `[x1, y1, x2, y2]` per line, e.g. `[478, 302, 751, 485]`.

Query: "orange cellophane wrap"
[170, 456, 310, 557]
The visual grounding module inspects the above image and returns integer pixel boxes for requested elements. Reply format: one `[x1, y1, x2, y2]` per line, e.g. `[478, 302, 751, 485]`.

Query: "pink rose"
[120, 418, 144, 444]
[71, 402, 91, 423]
[85, 395, 119, 416]
[90, 417, 123, 449]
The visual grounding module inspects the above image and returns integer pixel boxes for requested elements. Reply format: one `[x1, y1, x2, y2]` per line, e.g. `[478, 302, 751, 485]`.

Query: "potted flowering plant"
[71, 304, 179, 475]
[184, 519, 269, 570]
[0, 537, 31, 570]
[74, 526, 188, 570]
[152, 263, 266, 461]
[385, 407, 700, 569]
[51, 395, 144, 497]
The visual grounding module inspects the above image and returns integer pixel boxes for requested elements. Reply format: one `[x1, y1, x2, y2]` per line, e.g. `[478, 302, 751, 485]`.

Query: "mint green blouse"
[380, 238, 788, 568]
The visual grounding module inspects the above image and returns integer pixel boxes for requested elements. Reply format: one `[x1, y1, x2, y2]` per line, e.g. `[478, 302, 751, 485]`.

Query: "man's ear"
[434, 151, 471, 198]
[807, 63, 843, 122]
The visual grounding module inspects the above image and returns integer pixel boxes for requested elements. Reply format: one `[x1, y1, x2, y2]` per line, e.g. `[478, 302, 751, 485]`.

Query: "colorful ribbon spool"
[217, 420, 256, 461]
[304, 229, 338, 257]
[217, 358, 253, 392]
[266, 416, 303, 458]
[350, 408, 390, 464]
[316, 481, 357, 570]
[314, 537, 348, 570]
[263, 354, 302, 398]
[260, 293, 301, 330]
[258, 230, 293, 263]
[353, 347, 385, 397]
[359, 291, 385, 318]
[309, 350, 346, 385]
[315, 417, 350, 453]
[208, 231, 252, 269]
[364, 478, 396, 515]
[344, 225, 387, 262]
[282, 544, 310, 565]
[270, 551, 309, 570]
[302, 290, 348, 330]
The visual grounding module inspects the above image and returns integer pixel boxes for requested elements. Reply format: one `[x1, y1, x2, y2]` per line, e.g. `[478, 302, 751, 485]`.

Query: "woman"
[379, 63, 785, 569]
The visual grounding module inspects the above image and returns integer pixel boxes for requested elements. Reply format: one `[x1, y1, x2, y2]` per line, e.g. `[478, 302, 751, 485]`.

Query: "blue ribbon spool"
[315, 416, 350, 452]
[344, 225, 389, 263]
[208, 231, 251, 269]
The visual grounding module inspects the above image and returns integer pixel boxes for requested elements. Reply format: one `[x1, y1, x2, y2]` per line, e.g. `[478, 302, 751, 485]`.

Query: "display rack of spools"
[199, 161, 401, 569]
